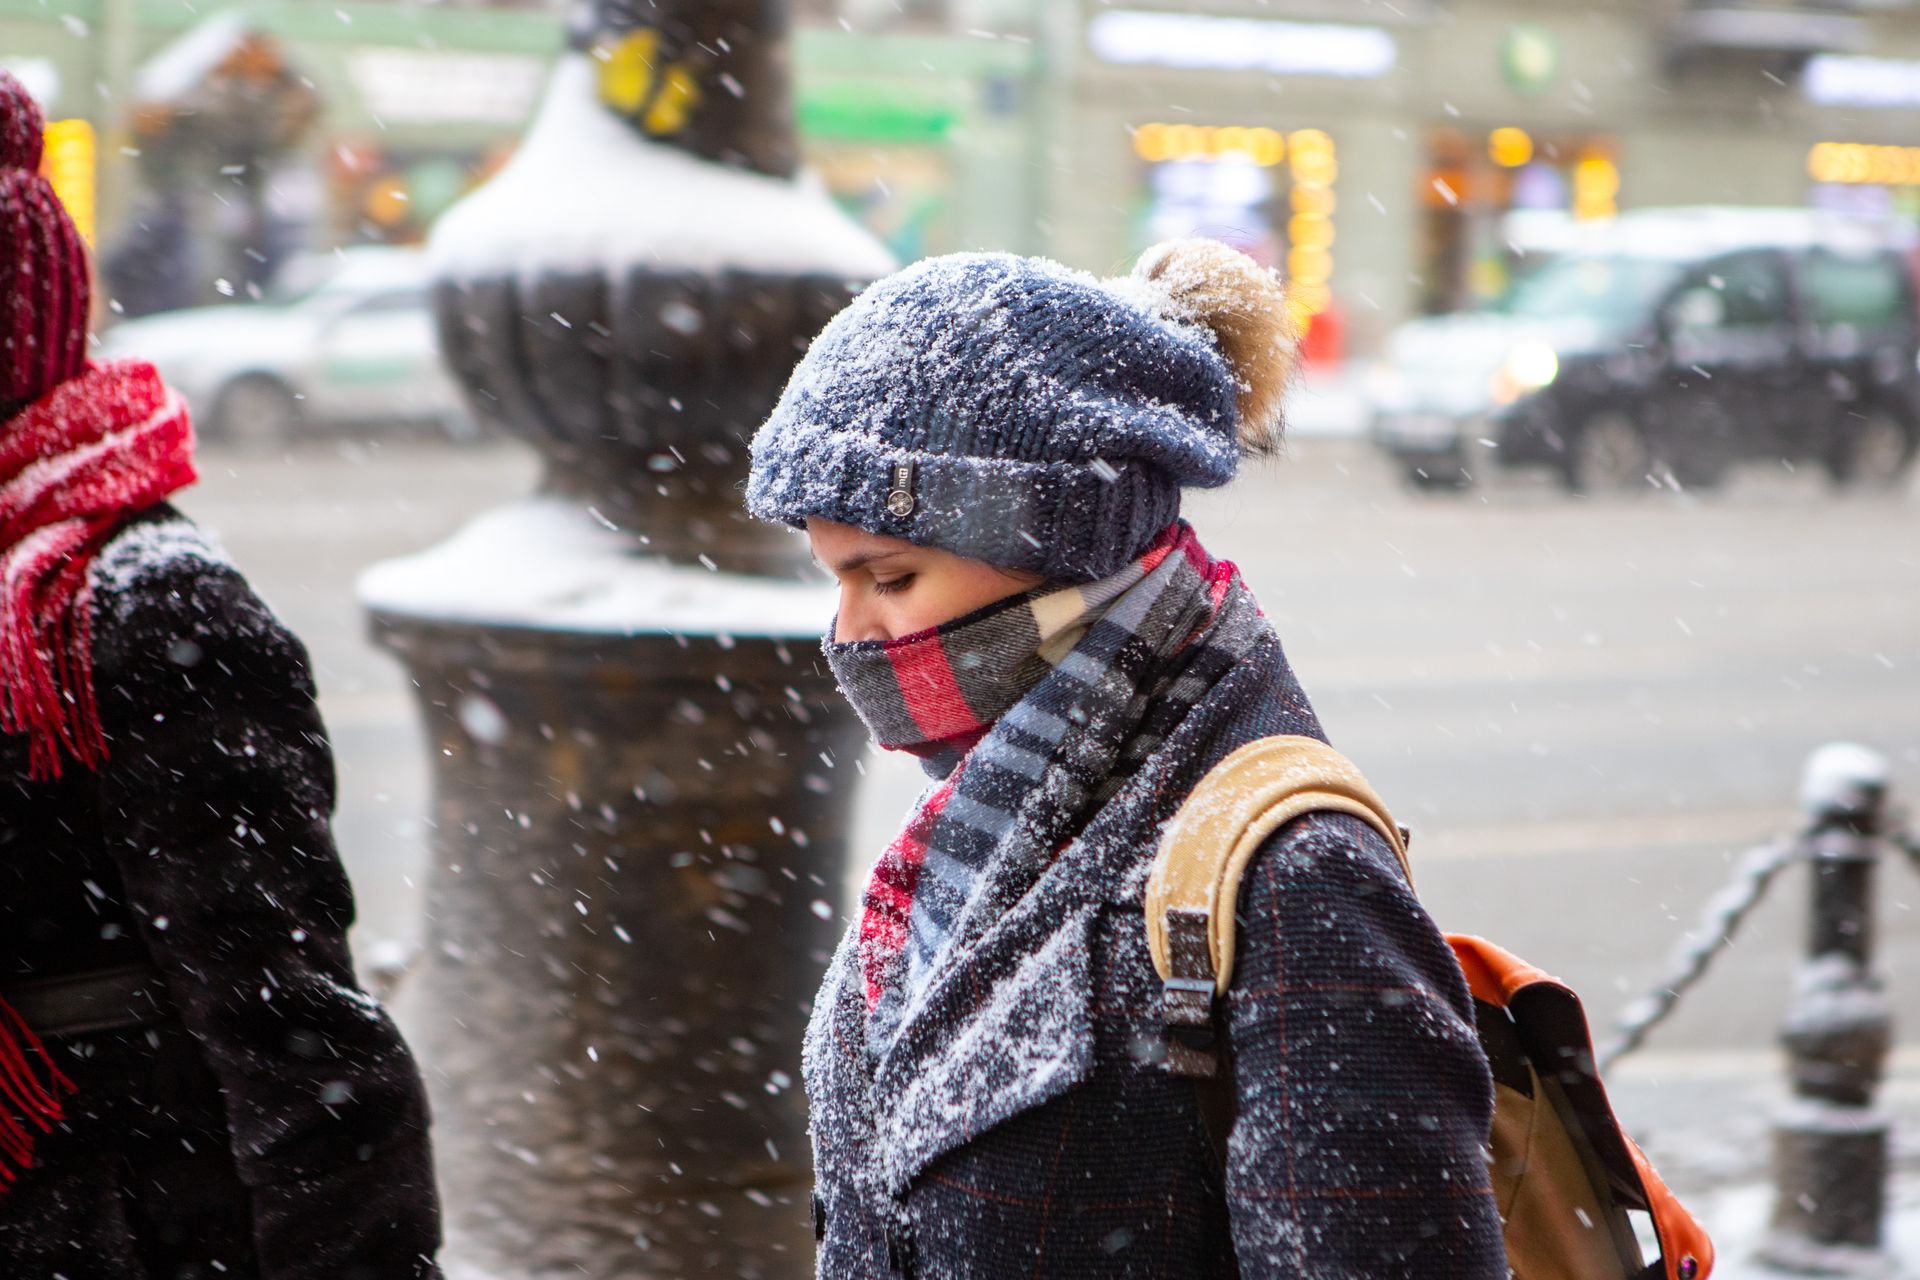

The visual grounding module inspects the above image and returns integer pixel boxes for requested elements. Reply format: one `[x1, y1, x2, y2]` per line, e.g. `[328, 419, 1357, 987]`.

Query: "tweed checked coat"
[803, 632, 1508, 1279]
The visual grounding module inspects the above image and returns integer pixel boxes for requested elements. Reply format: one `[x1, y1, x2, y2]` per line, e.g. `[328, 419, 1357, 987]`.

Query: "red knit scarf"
[1, 359, 195, 779]
[0, 361, 194, 1195]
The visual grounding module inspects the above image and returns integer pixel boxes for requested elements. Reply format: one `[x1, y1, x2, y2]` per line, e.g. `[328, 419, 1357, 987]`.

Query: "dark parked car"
[1369, 208, 1920, 492]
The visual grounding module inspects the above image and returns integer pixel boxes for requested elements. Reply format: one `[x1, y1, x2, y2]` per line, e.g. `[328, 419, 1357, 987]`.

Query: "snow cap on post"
[0, 70, 91, 420]
[745, 239, 1296, 584]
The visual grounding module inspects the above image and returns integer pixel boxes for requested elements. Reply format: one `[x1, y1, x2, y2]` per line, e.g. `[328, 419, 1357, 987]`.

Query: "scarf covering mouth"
[827, 522, 1254, 1052]
[823, 547, 1173, 777]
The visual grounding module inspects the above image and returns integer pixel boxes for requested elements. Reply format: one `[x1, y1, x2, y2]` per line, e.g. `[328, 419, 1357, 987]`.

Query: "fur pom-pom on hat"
[1124, 238, 1295, 454]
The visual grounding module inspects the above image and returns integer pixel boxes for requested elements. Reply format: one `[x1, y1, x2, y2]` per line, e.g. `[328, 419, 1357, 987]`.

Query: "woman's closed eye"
[872, 574, 915, 596]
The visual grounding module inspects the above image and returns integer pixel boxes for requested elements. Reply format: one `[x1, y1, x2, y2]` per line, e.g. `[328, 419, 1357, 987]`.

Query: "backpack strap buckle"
[1162, 908, 1220, 1077]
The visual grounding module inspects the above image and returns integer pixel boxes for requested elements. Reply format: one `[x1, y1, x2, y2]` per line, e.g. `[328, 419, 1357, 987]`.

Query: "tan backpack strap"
[1146, 735, 1409, 1076]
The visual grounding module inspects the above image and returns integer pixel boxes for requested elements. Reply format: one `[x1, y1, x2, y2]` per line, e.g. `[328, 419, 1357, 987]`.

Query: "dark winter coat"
[803, 638, 1508, 1278]
[0, 504, 443, 1279]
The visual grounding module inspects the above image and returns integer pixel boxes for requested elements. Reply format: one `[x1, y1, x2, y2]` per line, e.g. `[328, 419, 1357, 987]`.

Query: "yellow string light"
[1809, 141, 1920, 186]
[1286, 129, 1336, 316]
[1131, 122, 1287, 167]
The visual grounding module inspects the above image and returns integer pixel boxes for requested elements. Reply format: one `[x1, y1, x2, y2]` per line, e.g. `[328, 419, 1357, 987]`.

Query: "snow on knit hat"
[746, 238, 1294, 583]
[1, 71, 91, 420]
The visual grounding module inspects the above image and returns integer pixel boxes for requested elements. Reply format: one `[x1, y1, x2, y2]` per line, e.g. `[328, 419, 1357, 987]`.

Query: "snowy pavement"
[1604, 1050, 1920, 1275]
[1701, 1180, 1920, 1278]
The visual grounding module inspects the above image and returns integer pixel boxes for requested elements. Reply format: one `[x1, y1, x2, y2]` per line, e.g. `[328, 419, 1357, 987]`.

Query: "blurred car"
[1368, 208, 1920, 492]
[98, 246, 471, 445]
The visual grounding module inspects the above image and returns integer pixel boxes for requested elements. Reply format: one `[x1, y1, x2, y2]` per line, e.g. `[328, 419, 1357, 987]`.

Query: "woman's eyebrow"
[824, 548, 908, 574]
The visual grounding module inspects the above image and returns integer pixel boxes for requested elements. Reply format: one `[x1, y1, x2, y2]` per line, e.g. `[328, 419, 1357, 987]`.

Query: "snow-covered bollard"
[1759, 744, 1896, 1277]
[359, 3, 891, 1277]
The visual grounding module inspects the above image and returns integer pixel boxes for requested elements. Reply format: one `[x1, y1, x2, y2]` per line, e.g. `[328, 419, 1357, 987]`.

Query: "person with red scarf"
[0, 72, 443, 1278]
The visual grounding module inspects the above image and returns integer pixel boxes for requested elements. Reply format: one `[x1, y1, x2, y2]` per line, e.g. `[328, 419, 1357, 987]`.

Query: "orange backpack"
[1145, 735, 1713, 1280]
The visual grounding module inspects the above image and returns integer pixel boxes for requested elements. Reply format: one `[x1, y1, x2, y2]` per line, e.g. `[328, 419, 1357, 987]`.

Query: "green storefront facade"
[1050, 1, 1920, 357]
[1, 0, 1045, 269]
[8, 0, 1920, 355]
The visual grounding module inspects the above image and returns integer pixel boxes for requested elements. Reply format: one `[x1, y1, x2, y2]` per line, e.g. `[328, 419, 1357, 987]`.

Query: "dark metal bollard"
[1759, 743, 1896, 1278]
[360, 1, 892, 1275]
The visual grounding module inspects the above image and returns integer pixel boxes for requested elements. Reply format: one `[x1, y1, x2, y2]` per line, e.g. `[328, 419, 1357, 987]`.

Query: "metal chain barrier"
[1587, 746, 1915, 1269]
[1892, 825, 1920, 879]
[1597, 833, 1806, 1072]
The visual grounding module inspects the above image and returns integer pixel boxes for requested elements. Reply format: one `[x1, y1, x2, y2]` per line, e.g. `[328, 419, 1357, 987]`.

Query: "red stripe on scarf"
[885, 632, 981, 746]
[1170, 527, 1241, 645]
[1, 360, 196, 781]
[858, 770, 961, 1011]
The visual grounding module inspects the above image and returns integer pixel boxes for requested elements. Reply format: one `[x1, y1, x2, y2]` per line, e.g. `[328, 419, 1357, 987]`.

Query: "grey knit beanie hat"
[745, 238, 1295, 583]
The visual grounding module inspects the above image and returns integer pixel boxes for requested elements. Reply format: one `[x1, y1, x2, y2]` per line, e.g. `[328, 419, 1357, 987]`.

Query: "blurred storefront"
[789, 29, 1041, 263]
[1416, 126, 1621, 316]
[1063, 7, 1408, 361]
[7, 0, 1920, 345]
[1053, 1, 1920, 359]
[1, 1, 559, 311]
[0, 0, 1042, 309]
[802, 87, 960, 261]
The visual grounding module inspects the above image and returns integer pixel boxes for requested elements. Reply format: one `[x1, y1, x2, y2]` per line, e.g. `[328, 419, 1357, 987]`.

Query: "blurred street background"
[13, 0, 1920, 1256]
[14, 0, 1920, 374]
[188, 433, 1920, 1203]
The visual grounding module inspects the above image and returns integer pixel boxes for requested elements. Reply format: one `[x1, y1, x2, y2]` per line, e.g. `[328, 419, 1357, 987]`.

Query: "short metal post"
[1759, 744, 1896, 1277]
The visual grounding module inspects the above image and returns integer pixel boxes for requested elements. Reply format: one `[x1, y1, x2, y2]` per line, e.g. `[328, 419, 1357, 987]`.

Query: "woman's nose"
[835, 589, 886, 644]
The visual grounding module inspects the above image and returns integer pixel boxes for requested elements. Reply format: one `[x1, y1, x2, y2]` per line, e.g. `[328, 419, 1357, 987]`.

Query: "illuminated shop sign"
[347, 49, 547, 127]
[1090, 11, 1395, 79]
[1804, 55, 1920, 109]
[799, 84, 958, 144]
[1572, 155, 1618, 221]
[42, 119, 95, 244]
[1809, 141, 1920, 186]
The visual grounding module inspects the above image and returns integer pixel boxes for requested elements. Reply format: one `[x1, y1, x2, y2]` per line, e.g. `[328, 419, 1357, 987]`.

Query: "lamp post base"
[365, 559, 859, 1278]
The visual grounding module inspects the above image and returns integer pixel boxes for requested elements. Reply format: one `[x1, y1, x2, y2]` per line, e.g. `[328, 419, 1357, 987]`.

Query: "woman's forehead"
[806, 519, 918, 564]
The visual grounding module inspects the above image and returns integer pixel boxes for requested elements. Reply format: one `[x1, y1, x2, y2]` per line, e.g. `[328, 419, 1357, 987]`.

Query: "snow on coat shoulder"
[89, 513, 234, 622]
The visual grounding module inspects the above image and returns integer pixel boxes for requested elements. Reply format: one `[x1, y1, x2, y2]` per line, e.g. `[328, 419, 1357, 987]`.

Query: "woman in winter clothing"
[0, 73, 442, 1279]
[746, 240, 1509, 1278]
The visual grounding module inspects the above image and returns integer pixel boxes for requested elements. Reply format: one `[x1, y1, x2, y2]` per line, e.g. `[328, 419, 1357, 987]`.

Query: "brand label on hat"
[886, 461, 916, 518]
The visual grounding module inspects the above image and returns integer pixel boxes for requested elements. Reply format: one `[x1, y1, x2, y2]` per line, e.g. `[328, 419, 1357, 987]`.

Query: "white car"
[99, 246, 472, 445]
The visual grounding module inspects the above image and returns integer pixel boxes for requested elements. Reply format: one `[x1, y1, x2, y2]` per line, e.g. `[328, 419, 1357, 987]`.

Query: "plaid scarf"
[826, 522, 1249, 1051]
